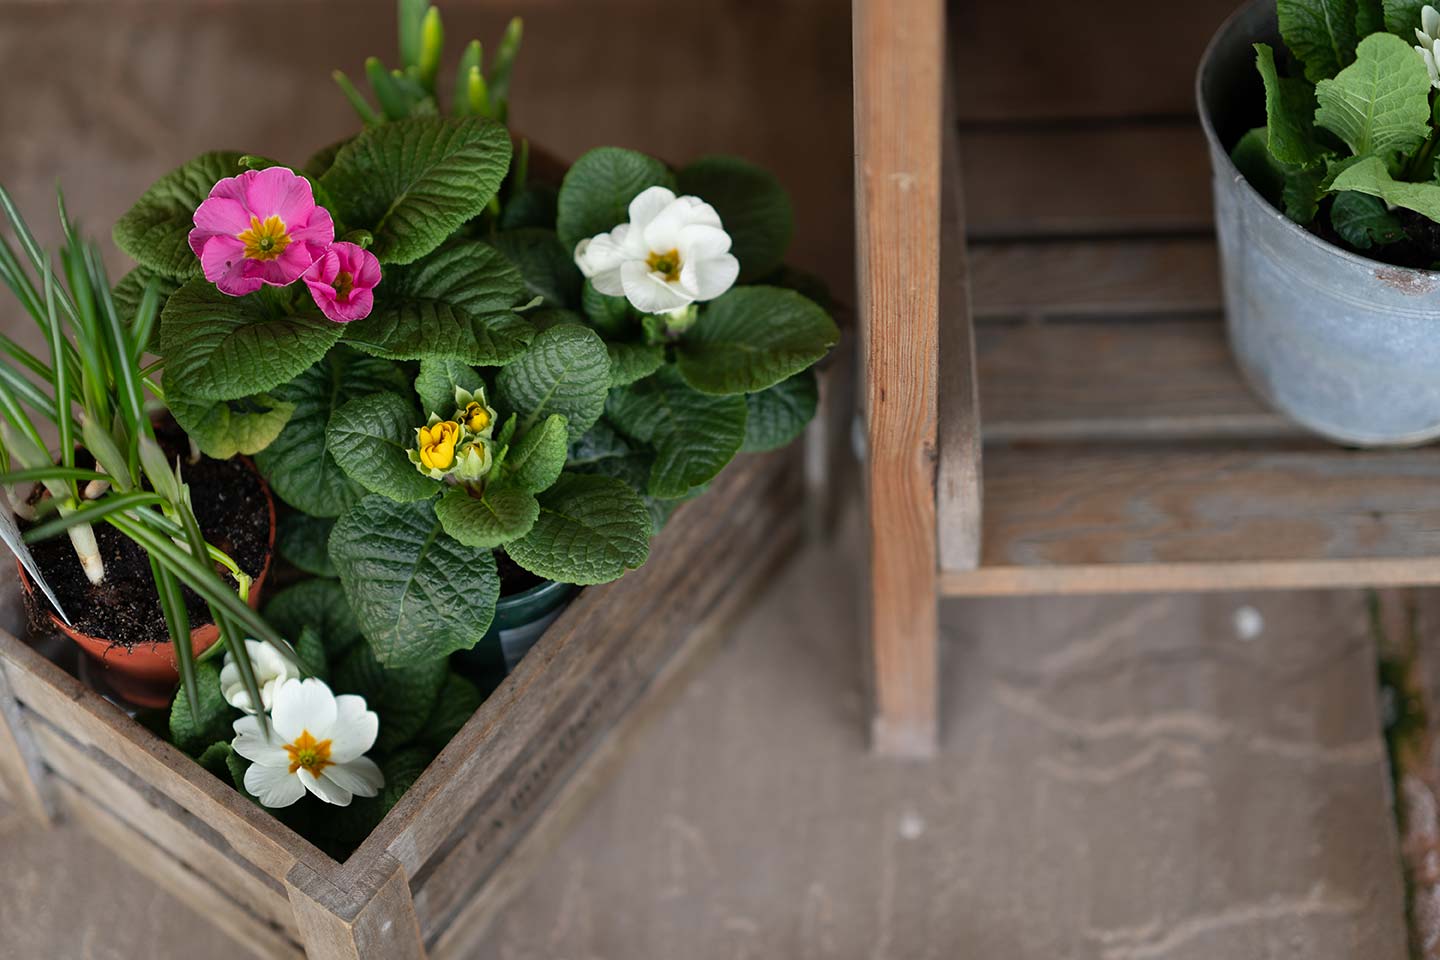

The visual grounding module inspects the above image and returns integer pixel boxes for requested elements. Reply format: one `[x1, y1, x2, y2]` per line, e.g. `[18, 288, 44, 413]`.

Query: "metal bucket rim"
[1195, 0, 1440, 282]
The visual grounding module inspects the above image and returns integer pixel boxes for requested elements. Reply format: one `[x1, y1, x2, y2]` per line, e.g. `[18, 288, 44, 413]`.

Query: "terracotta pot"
[16, 457, 276, 708]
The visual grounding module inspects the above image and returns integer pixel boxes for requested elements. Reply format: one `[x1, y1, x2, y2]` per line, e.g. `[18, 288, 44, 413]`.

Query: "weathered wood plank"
[0, 655, 53, 823]
[941, 444, 1440, 594]
[854, 0, 942, 756]
[977, 321, 1294, 442]
[961, 124, 1213, 238]
[287, 854, 424, 960]
[952, 0, 1236, 121]
[969, 238, 1221, 320]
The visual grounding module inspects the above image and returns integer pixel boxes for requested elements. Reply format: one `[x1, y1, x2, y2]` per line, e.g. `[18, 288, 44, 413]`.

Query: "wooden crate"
[856, 0, 1440, 753]
[0, 444, 804, 959]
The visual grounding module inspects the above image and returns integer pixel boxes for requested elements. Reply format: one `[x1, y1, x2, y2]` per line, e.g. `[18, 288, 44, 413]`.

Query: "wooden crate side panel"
[0, 631, 324, 881]
[0, 656, 53, 823]
[287, 855, 424, 960]
[25, 711, 299, 941]
[411, 455, 804, 946]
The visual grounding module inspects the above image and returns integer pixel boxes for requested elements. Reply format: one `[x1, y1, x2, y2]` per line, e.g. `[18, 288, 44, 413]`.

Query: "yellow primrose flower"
[463, 401, 492, 434]
[417, 420, 460, 471]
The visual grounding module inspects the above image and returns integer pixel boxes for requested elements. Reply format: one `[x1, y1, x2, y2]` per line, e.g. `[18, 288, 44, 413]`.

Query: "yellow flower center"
[284, 730, 333, 776]
[418, 420, 460, 470]
[646, 248, 682, 283]
[236, 214, 292, 262]
[332, 270, 355, 302]
[463, 402, 491, 433]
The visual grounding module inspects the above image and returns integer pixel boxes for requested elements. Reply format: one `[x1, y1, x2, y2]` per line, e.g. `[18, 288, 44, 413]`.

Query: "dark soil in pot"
[22, 428, 271, 649]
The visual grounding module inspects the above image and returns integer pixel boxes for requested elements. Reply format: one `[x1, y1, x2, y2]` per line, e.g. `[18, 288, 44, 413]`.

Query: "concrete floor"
[0, 525, 1410, 958]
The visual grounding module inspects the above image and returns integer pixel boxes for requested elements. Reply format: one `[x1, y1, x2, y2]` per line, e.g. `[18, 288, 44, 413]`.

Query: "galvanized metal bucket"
[1199, 0, 1440, 446]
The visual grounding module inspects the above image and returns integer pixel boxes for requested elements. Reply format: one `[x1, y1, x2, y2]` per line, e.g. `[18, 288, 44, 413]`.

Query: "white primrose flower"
[219, 638, 300, 714]
[1417, 6, 1440, 89]
[231, 678, 384, 808]
[573, 186, 740, 315]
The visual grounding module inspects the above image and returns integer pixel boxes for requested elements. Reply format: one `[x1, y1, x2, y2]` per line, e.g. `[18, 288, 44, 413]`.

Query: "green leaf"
[160, 280, 345, 401]
[113, 266, 181, 336]
[169, 660, 233, 756]
[567, 421, 679, 535]
[606, 341, 665, 387]
[1384, 0, 1428, 36]
[165, 386, 295, 459]
[556, 147, 674, 250]
[495, 323, 610, 440]
[263, 578, 363, 659]
[501, 184, 559, 231]
[114, 151, 245, 278]
[1254, 44, 1324, 166]
[196, 741, 233, 779]
[417, 672, 484, 751]
[294, 625, 329, 680]
[1330, 190, 1409, 247]
[675, 286, 838, 395]
[1358, 0, 1385, 34]
[1330, 154, 1440, 217]
[606, 368, 747, 498]
[507, 473, 650, 584]
[503, 413, 569, 492]
[1279, 0, 1360, 83]
[433, 483, 539, 547]
[1315, 32, 1431, 156]
[329, 495, 500, 666]
[580, 280, 637, 338]
[320, 116, 513, 264]
[491, 229, 582, 308]
[414, 359, 483, 418]
[742, 368, 818, 452]
[327, 391, 441, 502]
[1231, 127, 1289, 209]
[676, 155, 794, 281]
[344, 241, 534, 364]
[225, 750, 255, 800]
[255, 349, 410, 517]
[304, 138, 351, 180]
[276, 513, 337, 577]
[1283, 164, 1328, 223]
[332, 640, 447, 752]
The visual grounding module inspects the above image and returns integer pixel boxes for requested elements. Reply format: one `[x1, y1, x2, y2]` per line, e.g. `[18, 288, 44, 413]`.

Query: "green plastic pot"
[455, 579, 579, 676]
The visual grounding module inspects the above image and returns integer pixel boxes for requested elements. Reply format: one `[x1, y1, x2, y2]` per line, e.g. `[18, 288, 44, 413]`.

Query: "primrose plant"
[1235, 1, 1440, 260]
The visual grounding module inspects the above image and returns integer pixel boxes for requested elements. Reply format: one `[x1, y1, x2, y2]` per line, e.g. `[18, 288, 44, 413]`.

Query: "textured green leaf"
[1230, 128, 1289, 208]
[327, 392, 440, 502]
[743, 369, 819, 453]
[304, 138, 351, 180]
[344, 241, 534, 364]
[418, 673, 484, 751]
[503, 413, 569, 493]
[332, 641, 447, 752]
[507, 473, 650, 584]
[433, 483, 539, 547]
[263, 578, 363, 659]
[1329, 154, 1440, 217]
[500, 184, 559, 231]
[1279, 0, 1360, 82]
[1315, 32, 1431, 156]
[556, 147, 674, 250]
[1331, 190, 1408, 247]
[491, 229, 582, 308]
[329, 496, 500, 666]
[113, 266, 182, 338]
[1384, 0, 1428, 36]
[294, 625, 329, 680]
[169, 661, 233, 756]
[676, 155, 794, 281]
[414, 359, 484, 418]
[580, 280, 638, 338]
[606, 368, 747, 498]
[114, 151, 245, 279]
[496, 323, 610, 440]
[675, 286, 838, 396]
[166, 387, 294, 460]
[567, 421, 683, 535]
[255, 349, 410, 517]
[1254, 44, 1325, 166]
[160, 280, 344, 401]
[1358, 0, 1385, 34]
[1284, 164, 1328, 223]
[276, 513, 337, 577]
[606, 341, 665, 387]
[320, 117, 513, 264]
[196, 742, 233, 779]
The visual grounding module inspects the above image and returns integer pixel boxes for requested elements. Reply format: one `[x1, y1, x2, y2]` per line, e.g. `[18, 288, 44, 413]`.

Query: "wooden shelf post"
[854, 0, 945, 756]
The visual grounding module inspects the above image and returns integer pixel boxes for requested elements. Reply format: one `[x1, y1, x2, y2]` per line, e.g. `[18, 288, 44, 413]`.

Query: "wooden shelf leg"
[0, 656, 56, 823]
[287, 854, 426, 960]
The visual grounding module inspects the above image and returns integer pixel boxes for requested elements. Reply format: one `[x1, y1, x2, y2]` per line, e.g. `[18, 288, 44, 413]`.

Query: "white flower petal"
[590, 267, 626, 297]
[620, 260, 691, 313]
[1425, 5, 1439, 39]
[322, 757, 384, 799]
[627, 186, 677, 231]
[574, 232, 627, 278]
[245, 762, 306, 808]
[327, 695, 379, 762]
[680, 253, 740, 301]
[676, 224, 733, 263]
[643, 196, 722, 254]
[221, 639, 298, 713]
[272, 678, 337, 743]
[298, 767, 353, 806]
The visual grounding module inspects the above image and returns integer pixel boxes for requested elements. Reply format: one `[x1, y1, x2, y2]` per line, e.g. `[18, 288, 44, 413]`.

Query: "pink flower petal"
[289, 205, 335, 249]
[199, 236, 264, 296]
[243, 167, 316, 226]
[189, 196, 251, 257]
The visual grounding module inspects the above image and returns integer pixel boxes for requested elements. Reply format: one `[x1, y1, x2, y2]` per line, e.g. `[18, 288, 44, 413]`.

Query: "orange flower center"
[646, 248, 682, 282]
[332, 270, 355, 302]
[237, 214, 292, 262]
[284, 730, 333, 776]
